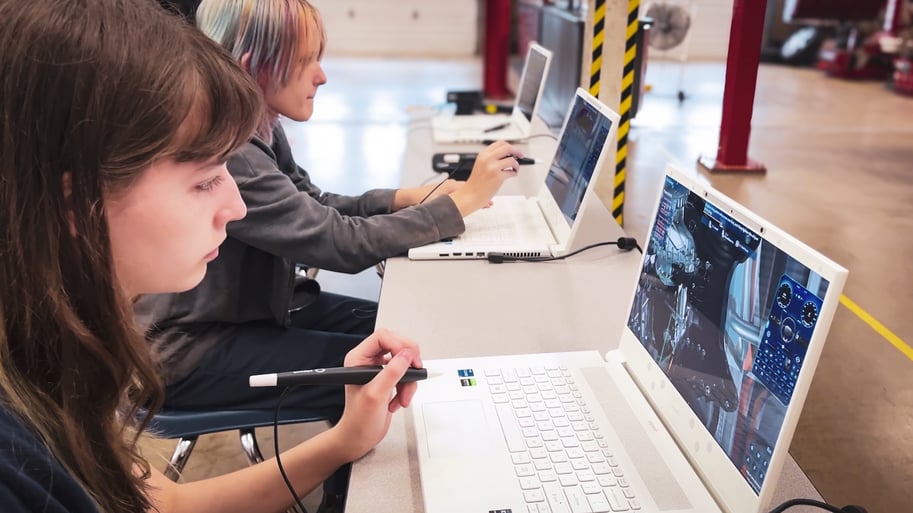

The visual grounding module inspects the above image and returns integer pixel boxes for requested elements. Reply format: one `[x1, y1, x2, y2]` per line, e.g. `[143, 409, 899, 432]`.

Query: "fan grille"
[646, 2, 692, 51]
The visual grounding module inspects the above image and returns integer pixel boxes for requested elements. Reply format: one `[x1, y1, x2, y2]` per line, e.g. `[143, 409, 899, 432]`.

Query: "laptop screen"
[543, 94, 614, 226]
[626, 175, 831, 494]
[517, 47, 549, 122]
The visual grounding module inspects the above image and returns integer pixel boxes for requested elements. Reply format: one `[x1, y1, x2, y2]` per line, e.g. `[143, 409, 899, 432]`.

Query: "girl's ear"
[239, 51, 252, 73]
[239, 52, 270, 90]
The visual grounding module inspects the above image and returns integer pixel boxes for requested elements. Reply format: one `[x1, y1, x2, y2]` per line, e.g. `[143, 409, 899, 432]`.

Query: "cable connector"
[616, 237, 638, 251]
[487, 253, 507, 264]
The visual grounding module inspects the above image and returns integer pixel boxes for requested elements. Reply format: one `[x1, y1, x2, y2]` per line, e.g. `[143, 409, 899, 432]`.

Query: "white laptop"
[431, 43, 552, 143]
[411, 164, 848, 513]
[410, 88, 620, 261]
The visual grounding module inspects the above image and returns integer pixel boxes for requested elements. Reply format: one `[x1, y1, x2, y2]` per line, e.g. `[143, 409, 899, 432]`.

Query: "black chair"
[148, 407, 343, 512]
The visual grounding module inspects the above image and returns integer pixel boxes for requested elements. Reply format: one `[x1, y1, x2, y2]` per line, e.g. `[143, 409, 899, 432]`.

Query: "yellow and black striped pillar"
[589, 0, 639, 226]
[588, 0, 606, 99]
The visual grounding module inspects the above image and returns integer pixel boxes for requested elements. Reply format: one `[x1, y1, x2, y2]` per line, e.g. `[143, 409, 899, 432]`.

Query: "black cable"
[766, 498, 867, 513]
[417, 169, 456, 205]
[487, 236, 642, 264]
[274, 386, 308, 512]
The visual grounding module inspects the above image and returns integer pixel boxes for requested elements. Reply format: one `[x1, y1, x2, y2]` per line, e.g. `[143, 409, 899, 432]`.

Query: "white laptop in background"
[431, 43, 552, 143]
[411, 164, 848, 513]
[410, 88, 620, 261]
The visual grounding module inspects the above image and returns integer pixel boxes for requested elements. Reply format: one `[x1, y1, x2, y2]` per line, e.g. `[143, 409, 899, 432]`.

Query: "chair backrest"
[148, 407, 341, 439]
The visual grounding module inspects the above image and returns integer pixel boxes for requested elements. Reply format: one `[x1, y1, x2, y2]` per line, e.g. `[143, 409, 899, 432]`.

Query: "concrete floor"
[139, 57, 913, 512]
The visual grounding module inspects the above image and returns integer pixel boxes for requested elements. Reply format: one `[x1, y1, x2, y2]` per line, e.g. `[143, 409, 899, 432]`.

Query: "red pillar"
[698, 0, 767, 174]
[483, 0, 512, 99]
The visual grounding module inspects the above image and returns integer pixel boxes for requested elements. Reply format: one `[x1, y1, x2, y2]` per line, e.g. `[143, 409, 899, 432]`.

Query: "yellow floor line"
[840, 294, 913, 362]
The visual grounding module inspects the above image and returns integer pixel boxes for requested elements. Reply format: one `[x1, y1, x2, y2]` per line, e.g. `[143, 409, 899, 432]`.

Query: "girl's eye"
[196, 175, 225, 192]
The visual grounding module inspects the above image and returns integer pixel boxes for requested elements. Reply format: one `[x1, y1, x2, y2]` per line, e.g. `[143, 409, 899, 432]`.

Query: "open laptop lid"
[535, 88, 620, 255]
[509, 43, 553, 137]
[617, 165, 847, 513]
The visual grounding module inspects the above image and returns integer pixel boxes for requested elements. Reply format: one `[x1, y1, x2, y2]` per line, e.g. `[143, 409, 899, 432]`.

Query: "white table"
[345, 118, 825, 513]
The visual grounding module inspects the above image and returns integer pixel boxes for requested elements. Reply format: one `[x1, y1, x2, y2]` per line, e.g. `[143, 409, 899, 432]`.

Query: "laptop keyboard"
[457, 201, 549, 244]
[484, 366, 641, 513]
[458, 208, 514, 243]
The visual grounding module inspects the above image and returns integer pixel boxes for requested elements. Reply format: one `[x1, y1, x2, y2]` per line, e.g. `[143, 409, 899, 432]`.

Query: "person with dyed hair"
[135, 0, 521, 414]
[0, 0, 422, 512]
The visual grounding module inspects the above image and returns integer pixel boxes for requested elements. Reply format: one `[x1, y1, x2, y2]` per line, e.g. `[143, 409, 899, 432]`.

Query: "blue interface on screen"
[626, 176, 829, 493]
[545, 97, 613, 225]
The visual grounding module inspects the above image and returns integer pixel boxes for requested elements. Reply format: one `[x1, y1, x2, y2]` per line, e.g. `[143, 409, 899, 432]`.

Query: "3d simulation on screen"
[626, 176, 830, 493]
[545, 97, 613, 225]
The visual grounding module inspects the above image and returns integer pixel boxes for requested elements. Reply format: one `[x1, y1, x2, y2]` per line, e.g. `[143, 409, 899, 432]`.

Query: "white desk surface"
[345, 118, 824, 512]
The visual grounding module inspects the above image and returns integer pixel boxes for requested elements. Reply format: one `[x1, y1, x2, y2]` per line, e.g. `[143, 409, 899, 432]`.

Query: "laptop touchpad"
[422, 400, 492, 458]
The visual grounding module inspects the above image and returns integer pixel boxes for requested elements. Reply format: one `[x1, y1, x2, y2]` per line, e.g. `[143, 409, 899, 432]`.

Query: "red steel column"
[483, 0, 512, 99]
[698, 0, 767, 173]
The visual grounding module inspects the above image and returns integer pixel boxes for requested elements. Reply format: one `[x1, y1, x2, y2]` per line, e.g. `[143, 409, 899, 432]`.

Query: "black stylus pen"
[249, 365, 437, 387]
[483, 122, 510, 133]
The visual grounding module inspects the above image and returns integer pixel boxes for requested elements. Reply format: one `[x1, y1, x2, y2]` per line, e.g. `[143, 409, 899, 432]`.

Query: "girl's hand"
[449, 140, 520, 216]
[331, 328, 423, 460]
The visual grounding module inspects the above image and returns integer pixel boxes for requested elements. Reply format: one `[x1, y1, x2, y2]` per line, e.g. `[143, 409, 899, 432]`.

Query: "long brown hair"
[0, 0, 262, 511]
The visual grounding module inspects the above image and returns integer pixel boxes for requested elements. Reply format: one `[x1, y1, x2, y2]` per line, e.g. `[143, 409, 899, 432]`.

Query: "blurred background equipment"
[643, 0, 696, 102]
[782, 0, 904, 80]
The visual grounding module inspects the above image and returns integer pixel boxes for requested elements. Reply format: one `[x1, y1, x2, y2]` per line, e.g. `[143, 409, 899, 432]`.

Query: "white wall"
[685, 0, 734, 60]
[309, 0, 732, 61]
[311, 0, 479, 57]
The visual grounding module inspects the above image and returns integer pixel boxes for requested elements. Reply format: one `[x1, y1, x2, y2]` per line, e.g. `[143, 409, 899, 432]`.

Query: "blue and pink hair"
[197, 0, 326, 139]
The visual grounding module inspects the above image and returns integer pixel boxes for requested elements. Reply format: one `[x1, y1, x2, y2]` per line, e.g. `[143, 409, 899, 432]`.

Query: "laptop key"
[539, 470, 558, 483]
[564, 485, 591, 513]
[542, 431, 560, 442]
[576, 469, 595, 482]
[596, 474, 617, 487]
[585, 452, 604, 464]
[570, 459, 589, 471]
[516, 463, 536, 477]
[585, 491, 611, 513]
[591, 462, 611, 475]
[529, 448, 548, 461]
[558, 474, 578, 487]
[520, 476, 541, 490]
[581, 482, 601, 495]
[534, 459, 553, 471]
[495, 404, 527, 452]
[543, 483, 571, 513]
[606, 488, 629, 512]
[554, 462, 573, 474]
[523, 489, 546, 503]
[512, 452, 532, 464]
